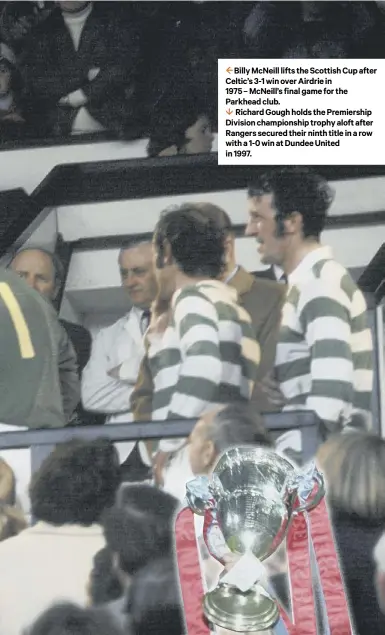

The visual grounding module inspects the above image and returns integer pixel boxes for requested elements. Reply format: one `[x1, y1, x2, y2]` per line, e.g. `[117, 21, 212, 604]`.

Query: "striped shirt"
[148, 280, 261, 451]
[275, 246, 373, 433]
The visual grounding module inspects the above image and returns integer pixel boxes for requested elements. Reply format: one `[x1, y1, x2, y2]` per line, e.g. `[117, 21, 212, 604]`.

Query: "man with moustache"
[245, 167, 373, 438]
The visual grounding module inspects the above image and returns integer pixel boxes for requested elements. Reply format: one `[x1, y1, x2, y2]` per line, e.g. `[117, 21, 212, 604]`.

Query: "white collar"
[288, 246, 332, 287]
[224, 265, 239, 285]
[273, 265, 285, 281]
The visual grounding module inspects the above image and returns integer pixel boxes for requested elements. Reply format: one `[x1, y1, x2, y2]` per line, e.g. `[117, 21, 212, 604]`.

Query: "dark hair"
[154, 203, 227, 278]
[147, 92, 210, 157]
[102, 484, 178, 576]
[27, 603, 126, 635]
[248, 167, 334, 239]
[194, 202, 232, 234]
[128, 557, 184, 635]
[30, 439, 121, 526]
[206, 402, 272, 454]
[88, 547, 123, 606]
[10, 246, 65, 295]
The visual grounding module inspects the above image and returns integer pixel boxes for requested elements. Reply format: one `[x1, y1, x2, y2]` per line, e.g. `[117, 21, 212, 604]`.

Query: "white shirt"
[273, 265, 285, 282]
[81, 307, 146, 423]
[0, 522, 104, 635]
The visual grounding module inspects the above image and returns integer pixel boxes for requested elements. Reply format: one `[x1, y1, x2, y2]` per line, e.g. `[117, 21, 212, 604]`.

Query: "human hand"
[260, 373, 287, 408]
[152, 450, 172, 487]
[222, 552, 241, 572]
[2, 112, 24, 123]
[88, 67, 100, 82]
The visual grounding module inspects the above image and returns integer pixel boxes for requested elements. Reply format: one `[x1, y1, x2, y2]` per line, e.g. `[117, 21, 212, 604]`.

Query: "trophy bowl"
[211, 447, 299, 560]
[200, 446, 324, 632]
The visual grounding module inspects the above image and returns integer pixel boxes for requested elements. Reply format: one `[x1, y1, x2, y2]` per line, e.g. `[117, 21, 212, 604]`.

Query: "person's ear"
[224, 234, 235, 264]
[162, 239, 173, 266]
[284, 211, 302, 236]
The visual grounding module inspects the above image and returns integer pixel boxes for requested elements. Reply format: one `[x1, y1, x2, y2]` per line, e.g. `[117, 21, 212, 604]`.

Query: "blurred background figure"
[0, 457, 27, 542]
[19, 1, 144, 138]
[127, 557, 184, 635]
[163, 402, 272, 502]
[10, 246, 85, 424]
[0, 439, 121, 635]
[243, 1, 385, 59]
[87, 484, 178, 629]
[315, 432, 385, 635]
[0, 1, 54, 54]
[27, 603, 125, 635]
[0, 41, 25, 141]
[0, 267, 68, 517]
[147, 93, 213, 157]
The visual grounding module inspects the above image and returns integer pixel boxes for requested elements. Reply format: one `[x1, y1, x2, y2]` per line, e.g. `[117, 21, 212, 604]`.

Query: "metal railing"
[0, 411, 322, 474]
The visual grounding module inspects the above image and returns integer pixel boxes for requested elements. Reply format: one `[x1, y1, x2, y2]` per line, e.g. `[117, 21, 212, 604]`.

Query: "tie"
[141, 309, 151, 334]
[279, 274, 288, 285]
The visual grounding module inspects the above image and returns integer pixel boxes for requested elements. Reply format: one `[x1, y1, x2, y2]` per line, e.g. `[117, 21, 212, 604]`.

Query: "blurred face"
[10, 249, 56, 299]
[0, 64, 11, 96]
[119, 243, 157, 310]
[183, 115, 214, 155]
[245, 194, 287, 267]
[188, 411, 219, 475]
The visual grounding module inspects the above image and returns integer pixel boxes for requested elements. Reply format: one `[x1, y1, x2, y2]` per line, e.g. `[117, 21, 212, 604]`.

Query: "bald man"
[10, 247, 81, 423]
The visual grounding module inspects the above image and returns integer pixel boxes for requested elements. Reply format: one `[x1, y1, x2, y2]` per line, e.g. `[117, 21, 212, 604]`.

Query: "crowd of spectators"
[0, 167, 385, 635]
[0, 1, 384, 149]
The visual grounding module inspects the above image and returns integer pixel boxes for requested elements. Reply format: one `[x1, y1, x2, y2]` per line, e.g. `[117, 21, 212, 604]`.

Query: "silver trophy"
[186, 446, 325, 632]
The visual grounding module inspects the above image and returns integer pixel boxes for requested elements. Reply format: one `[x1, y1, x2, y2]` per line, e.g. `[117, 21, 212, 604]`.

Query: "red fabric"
[175, 507, 210, 635]
[284, 506, 317, 635]
[175, 494, 352, 635]
[308, 498, 353, 635]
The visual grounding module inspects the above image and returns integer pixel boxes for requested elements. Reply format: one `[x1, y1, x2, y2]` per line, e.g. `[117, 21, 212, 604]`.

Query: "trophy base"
[203, 582, 280, 632]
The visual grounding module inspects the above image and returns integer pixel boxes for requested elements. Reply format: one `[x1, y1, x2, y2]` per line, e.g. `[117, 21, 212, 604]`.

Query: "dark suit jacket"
[253, 267, 278, 282]
[60, 320, 91, 374]
[60, 319, 105, 426]
[131, 266, 285, 420]
[20, 2, 143, 137]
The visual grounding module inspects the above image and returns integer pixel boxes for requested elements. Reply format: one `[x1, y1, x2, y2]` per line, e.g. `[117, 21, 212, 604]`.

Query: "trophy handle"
[293, 471, 325, 514]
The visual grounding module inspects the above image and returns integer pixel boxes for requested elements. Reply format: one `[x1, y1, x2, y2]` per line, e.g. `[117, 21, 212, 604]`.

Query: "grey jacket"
[0, 268, 65, 428]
